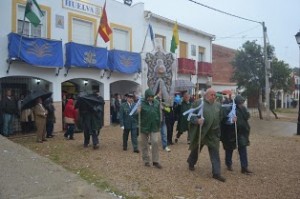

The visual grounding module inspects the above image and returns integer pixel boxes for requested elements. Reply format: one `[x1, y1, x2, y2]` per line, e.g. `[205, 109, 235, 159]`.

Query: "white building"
[0, 0, 214, 132]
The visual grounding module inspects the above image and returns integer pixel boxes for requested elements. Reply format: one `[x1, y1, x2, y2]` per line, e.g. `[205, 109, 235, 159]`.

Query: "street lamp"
[295, 31, 300, 135]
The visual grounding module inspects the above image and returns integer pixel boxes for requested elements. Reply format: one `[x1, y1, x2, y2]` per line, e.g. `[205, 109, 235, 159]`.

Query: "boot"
[241, 167, 253, 175]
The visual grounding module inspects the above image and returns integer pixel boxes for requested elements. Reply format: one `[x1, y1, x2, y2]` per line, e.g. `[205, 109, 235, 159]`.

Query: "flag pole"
[17, 10, 27, 59]
[140, 24, 150, 53]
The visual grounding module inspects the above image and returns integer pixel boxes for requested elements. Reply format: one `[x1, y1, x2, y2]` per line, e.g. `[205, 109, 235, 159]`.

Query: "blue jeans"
[225, 146, 248, 169]
[64, 124, 75, 139]
[160, 120, 167, 149]
[3, 113, 14, 136]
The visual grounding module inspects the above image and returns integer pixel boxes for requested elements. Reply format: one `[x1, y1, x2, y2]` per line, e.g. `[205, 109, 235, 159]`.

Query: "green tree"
[270, 58, 292, 92]
[232, 40, 292, 119]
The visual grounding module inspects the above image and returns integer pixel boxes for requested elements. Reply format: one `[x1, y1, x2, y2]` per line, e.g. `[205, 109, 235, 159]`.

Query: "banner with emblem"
[65, 42, 108, 69]
[8, 32, 63, 67]
[107, 50, 141, 74]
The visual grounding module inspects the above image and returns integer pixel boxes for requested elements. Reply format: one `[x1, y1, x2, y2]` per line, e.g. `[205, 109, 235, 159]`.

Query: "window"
[191, 45, 196, 56]
[72, 18, 93, 45]
[155, 34, 166, 50]
[13, 0, 50, 38]
[68, 13, 97, 46]
[110, 23, 132, 51]
[198, 46, 205, 62]
[179, 41, 188, 58]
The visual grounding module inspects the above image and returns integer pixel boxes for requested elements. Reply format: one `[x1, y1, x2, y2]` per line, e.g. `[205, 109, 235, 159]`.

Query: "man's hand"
[197, 118, 204, 125]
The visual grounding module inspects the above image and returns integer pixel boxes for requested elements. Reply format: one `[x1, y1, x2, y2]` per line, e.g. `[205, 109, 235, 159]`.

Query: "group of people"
[62, 92, 105, 149]
[117, 87, 252, 182]
[1, 87, 252, 183]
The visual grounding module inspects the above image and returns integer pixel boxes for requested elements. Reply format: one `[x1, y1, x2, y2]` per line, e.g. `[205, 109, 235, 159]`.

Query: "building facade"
[0, 0, 214, 133]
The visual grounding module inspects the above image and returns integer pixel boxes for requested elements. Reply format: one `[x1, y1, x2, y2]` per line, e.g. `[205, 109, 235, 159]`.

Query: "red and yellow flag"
[98, 1, 112, 43]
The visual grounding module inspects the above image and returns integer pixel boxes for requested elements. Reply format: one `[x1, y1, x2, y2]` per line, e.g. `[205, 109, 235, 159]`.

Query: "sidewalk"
[0, 135, 117, 199]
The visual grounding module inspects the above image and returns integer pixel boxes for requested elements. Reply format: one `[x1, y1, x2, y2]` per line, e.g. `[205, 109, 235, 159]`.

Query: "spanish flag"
[170, 22, 179, 53]
[98, 1, 112, 43]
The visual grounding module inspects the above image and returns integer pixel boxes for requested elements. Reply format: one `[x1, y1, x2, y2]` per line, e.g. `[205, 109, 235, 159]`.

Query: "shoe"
[164, 146, 171, 152]
[153, 162, 162, 169]
[93, 145, 99, 150]
[145, 162, 150, 167]
[227, 166, 233, 171]
[175, 138, 178, 143]
[123, 147, 127, 151]
[212, 174, 226, 182]
[42, 139, 47, 142]
[69, 137, 75, 140]
[46, 135, 53, 138]
[83, 144, 88, 148]
[189, 164, 195, 171]
[36, 140, 43, 143]
[241, 168, 253, 175]
[133, 149, 140, 153]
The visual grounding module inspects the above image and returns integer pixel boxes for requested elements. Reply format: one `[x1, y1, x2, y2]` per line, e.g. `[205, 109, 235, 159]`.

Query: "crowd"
[0, 87, 252, 183]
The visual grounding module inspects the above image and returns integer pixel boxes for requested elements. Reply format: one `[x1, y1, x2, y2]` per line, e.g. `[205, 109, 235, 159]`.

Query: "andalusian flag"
[170, 22, 179, 53]
[25, 0, 44, 27]
[98, 1, 112, 43]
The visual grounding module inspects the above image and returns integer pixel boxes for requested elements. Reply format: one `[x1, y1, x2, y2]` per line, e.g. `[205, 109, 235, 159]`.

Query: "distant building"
[211, 44, 237, 95]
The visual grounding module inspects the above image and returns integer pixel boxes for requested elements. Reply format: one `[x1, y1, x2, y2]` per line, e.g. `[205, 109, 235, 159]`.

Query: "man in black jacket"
[2, 89, 18, 137]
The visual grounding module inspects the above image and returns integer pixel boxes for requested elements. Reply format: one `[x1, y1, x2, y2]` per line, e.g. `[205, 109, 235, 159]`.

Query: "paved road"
[0, 135, 117, 199]
[250, 118, 297, 137]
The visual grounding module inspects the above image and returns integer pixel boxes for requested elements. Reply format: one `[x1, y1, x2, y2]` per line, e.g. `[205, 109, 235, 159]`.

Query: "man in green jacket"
[187, 88, 226, 182]
[119, 93, 139, 153]
[140, 88, 162, 169]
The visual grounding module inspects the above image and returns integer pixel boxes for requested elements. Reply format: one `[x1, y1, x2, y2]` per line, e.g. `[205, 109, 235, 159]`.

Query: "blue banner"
[65, 42, 108, 69]
[108, 50, 141, 74]
[8, 32, 63, 67]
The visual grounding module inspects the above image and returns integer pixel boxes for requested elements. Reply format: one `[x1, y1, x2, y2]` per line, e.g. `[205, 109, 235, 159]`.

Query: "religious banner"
[107, 49, 141, 74]
[8, 32, 63, 67]
[65, 42, 108, 69]
[145, 38, 174, 105]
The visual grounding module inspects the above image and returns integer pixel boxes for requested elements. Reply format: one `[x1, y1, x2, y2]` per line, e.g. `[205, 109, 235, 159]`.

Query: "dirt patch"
[11, 121, 300, 199]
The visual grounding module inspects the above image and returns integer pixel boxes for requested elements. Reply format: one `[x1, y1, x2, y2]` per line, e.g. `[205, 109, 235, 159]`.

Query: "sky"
[129, 0, 300, 68]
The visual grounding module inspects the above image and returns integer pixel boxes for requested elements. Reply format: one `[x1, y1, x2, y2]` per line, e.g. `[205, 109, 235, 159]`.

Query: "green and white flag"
[25, 0, 44, 27]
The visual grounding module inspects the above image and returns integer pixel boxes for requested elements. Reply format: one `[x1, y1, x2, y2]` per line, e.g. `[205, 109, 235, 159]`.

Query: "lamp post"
[295, 31, 300, 135]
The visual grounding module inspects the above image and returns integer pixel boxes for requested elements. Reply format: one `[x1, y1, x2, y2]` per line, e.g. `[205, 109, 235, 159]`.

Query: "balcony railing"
[197, 61, 212, 77]
[177, 58, 196, 75]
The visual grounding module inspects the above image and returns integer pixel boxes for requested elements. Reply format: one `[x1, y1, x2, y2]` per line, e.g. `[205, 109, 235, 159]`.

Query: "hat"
[235, 95, 245, 104]
[127, 93, 134, 98]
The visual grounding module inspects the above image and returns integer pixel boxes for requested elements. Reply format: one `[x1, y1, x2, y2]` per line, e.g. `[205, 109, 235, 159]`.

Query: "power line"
[186, 0, 262, 24]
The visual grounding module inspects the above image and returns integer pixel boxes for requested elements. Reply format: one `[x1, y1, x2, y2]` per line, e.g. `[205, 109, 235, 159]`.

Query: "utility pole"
[262, 22, 270, 120]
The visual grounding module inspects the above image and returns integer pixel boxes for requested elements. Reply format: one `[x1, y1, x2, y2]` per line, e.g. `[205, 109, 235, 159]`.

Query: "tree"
[270, 58, 292, 92]
[232, 40, 292, 119]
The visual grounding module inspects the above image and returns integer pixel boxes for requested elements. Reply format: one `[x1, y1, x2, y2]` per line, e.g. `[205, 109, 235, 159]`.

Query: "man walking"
[119, 93, 139, 153]
[139, 88, 162, 169]
[187, 88, 226, 182]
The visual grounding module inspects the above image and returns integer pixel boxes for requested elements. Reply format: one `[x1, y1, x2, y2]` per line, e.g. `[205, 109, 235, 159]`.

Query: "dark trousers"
[46, 122, 54, 137]
[225, 146, 248, 169]
[166, 120, 174, 145]
[84, 129, 99, 146]
[123, 128, 138, 150]
[64, 124, 75, 139]
[187, 145, 221, 175]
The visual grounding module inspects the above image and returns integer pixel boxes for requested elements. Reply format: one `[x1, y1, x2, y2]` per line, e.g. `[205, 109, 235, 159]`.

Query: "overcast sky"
[132, 0, 300, 68]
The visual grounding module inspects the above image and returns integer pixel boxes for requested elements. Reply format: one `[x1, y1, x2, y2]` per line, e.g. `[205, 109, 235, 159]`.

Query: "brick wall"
[212, 44, 236, 84]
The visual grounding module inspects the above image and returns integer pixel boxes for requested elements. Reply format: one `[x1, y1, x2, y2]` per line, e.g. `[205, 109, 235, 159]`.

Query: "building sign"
[63, 0, 101, 17]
